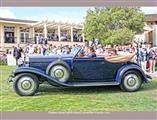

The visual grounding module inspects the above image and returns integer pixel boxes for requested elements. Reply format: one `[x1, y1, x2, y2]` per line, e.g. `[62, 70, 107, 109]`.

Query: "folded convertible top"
[98, 52, 136, 63]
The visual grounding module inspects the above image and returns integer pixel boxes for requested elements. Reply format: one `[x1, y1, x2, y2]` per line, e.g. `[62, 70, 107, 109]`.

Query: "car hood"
[29, 55, 73, 63]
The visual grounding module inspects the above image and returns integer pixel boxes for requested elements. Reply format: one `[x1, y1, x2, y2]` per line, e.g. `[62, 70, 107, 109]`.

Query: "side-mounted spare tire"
[46, 60, 71, 83]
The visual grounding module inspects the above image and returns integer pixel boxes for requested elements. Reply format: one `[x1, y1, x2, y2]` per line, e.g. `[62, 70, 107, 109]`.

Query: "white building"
[134, 14, 157, 46]
[0, 17, 84, 51]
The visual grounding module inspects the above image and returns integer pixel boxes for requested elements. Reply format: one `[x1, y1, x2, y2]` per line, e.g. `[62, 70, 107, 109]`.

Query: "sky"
[0, 7, 157, 24]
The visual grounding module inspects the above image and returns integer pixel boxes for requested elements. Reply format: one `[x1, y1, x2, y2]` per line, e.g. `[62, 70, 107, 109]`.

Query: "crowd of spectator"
[5, 40, 157, 73]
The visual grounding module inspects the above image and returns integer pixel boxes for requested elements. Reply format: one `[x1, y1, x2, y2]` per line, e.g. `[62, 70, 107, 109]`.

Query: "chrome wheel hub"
[127, 78, 136, 87]
[17, 76, 35, 94]
[124, 74, 140, 90]
[21, 80, 31, 90]
[54, 69, 64, 78]
[50, 65, 69, 82]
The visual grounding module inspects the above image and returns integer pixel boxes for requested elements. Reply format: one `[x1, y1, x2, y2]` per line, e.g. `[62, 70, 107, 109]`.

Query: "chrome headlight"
[24, 54, 30, 64]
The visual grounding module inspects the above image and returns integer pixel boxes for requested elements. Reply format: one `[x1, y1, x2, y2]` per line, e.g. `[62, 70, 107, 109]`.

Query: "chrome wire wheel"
[49, 65, 70, 82]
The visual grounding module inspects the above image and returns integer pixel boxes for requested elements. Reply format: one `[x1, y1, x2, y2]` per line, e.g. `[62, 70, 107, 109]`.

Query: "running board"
[69, 82, 120, 87]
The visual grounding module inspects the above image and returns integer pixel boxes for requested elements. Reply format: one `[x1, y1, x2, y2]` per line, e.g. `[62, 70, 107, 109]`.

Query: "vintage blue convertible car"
[8, 49, 151, 96]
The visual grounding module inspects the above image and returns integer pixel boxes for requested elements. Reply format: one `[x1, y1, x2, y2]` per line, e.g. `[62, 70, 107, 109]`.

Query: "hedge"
[0, 60, 7, 65]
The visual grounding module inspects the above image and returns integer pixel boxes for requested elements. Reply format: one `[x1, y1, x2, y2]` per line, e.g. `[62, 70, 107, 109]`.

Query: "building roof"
[0, 18, 82, 29]
[0, 17, 37, 24]
[33, 20, 83, 30]
[145, 14, 157, 22]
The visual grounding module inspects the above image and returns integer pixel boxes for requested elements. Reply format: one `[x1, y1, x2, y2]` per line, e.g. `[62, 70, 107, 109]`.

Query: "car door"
[72, 57, 123, 82]
[72, 57, 106, 82]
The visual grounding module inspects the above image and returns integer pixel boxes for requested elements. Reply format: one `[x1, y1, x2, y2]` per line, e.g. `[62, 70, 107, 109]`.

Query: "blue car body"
[11, 54, 149, 87]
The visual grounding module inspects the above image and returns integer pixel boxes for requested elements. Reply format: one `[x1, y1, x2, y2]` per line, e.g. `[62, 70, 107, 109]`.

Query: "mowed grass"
[0, 66, 157, 112]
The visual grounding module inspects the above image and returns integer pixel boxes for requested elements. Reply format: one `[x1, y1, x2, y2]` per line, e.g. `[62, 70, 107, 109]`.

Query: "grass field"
[0, 66, 157, 112]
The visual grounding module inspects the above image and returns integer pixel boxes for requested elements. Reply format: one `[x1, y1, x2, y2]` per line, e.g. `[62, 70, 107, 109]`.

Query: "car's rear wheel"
[13, 73, 39, 96]
[120, 70, 142, 92]
[46, 61, 71, 83]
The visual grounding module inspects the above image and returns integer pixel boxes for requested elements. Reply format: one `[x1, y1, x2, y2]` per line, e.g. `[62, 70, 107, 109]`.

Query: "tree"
[83, 7, 144, 45]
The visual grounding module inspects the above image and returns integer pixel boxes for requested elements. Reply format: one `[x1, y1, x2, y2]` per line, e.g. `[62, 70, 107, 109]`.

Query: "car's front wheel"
[120, 70, 142, 92]
[13, 73, 39, 96]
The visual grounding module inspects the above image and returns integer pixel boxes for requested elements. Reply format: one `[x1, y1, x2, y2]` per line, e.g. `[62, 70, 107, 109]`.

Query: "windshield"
[26, 48, 81, 60]
[70, 48, 81, 58]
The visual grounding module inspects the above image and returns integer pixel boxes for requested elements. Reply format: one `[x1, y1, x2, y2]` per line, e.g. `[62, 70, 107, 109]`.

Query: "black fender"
[115, 63, 149, 83]
[12, 67, 72, 87]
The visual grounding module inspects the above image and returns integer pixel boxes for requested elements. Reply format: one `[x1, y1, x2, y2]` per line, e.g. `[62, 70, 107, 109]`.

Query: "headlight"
[24, 54, 29, 64]
[17, 58, 23, 64]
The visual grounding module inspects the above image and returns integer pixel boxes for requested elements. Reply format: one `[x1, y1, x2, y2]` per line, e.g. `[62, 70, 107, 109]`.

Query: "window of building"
[20, 33, 25, 43]
[35, 33, 44, 44]
[4, 26, 15, 43]
[20, 28, 30, 43]
[20, 32, 29, 43]
[25, 33, 29, 43]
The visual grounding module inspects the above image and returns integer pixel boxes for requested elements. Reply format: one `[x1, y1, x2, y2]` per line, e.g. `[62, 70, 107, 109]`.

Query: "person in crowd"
[33, 47, 38, 55]
[140, 43, 147, 72]
[95, 44, 104, 55]
[148, 47, 157, 73]
[51, 46, 57, 55]
[136, 43, 142, 66]
[11, 46, 15, 56]
[36, 46, 42, 55]
[127, 44, 133, 53]
[29, 44, 34, 55]
[87, 46, 96, 58]
[154, 48, 157, 72]
[91, 38, 96, 46]
[13, 44, 23, 66]
[78, 49, 85, 57]
[146, 43, 152, 72]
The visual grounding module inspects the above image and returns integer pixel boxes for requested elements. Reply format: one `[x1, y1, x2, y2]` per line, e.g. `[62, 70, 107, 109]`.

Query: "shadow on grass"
[36, 79, 157, 96]
[37, 85, 121, 96]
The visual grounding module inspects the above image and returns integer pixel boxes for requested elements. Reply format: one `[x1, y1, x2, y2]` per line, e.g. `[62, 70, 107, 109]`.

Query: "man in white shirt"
[29, 44, 34, 55]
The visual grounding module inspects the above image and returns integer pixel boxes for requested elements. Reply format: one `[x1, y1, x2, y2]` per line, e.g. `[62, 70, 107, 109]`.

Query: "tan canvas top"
[98, 52, 135, 63]
[105, 52, 135, 63]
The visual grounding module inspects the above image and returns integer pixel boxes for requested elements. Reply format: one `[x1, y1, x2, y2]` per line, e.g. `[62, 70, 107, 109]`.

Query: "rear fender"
[13, 67, 70, 87]
[115, 64, 149, 83]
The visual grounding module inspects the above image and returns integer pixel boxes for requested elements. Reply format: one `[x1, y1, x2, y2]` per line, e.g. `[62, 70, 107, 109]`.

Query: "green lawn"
[0, 66, 157, 112]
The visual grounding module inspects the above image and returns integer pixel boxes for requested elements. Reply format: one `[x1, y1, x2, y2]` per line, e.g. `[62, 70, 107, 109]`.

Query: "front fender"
[14, 67, 45, 75]
[115, 64, 149, 83]
[13, 67, 72, 87]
